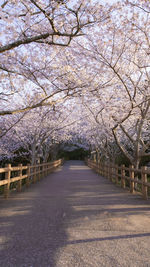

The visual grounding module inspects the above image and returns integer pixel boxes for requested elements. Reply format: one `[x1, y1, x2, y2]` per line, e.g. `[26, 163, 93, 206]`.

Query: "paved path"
[0, 160, 150, 267]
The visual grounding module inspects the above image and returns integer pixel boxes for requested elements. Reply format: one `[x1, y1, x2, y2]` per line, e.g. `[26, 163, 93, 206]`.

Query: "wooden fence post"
[108, 163, 110, 180]
[100, 162, 102, 175]
[4, 164, 11, 198]
[112, 163, 114, 182]
[40, 164, 43, 179]
[141, 166, 148, 200]
[107, 163, 109, 178]
[46, 163, 48, 176]
[33, 166, 37, 183]
[41, 164, 44, 178]
[110, 163, 112, 181]
[112, 164, 114, 181]
[46, 164, 49, 175]
[43, 164, 46, 177]
[115, 164, 118, 184]
[99, 161, 102, 175]
[108, 163, 110, 179]
[98, 162, 101, 175]
[26, 164, 30, 187]
[37, 164, 40, 181]
[44, 164, 46, 177]
[103, 162, 105, 177]
[107, 162, 110, 179]
[104, 162, 106, 177]
[17, 164, 22, 192]
[96, 162, 98, 173]
[129, 165, 134, 193]
[49, 162, 52, 173]
[96, 161, 98, 173]
[121, 164, 125, 188]
[40, 164, 42, 178]
[106, 163, 108, 177]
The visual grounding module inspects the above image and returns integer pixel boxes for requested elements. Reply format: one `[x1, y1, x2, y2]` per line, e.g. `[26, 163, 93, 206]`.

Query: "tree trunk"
[133, 158, 140, 190]
[31, 141, 37, 165]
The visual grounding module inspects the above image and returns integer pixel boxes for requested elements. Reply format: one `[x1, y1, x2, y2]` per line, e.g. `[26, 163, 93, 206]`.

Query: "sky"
[93, 0, 120, 3]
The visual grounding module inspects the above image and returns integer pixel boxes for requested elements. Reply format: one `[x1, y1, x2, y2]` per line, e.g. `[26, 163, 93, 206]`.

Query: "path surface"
[0, 160, 150, 267]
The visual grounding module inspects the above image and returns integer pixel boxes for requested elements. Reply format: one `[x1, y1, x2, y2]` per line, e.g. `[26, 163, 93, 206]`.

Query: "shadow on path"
[66, 232, 150, 245]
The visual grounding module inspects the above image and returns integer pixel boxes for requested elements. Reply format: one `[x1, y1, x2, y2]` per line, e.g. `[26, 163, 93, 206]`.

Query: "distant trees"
[0, 100, 92, 164]
[0, 104, 77, 163]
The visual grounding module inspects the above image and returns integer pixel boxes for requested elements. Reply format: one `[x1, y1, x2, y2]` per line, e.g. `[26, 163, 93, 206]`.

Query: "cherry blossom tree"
[62, 0, 150, 168]
[0, 0, 106, 53]
[0, 0, 111, 116]
[2, 0, 150, 169]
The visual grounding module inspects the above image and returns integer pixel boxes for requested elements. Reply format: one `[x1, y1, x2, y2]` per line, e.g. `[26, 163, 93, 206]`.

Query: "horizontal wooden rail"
[0, 159, 64, 198]
[0, 166, 28, 174]
[86, 159, 150, 200]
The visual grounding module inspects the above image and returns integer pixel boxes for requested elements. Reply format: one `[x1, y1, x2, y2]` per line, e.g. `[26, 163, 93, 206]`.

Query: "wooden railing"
[86, 159, 150, 200]
[0, 159, 64, 198]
